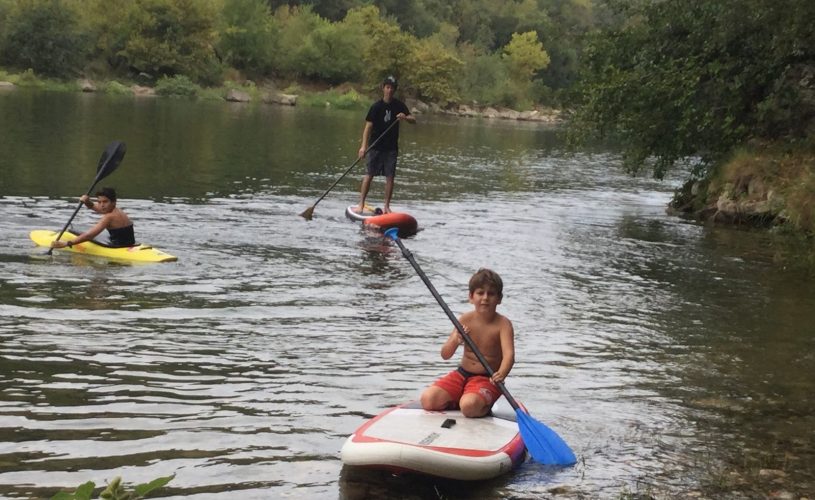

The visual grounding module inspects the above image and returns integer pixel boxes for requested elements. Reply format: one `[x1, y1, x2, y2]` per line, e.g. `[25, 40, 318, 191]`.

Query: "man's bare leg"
[383, 176, 394, 213]
[356, 175, 373, 213]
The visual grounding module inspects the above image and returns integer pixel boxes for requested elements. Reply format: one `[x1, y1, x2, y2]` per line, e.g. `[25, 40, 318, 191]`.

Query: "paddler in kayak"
[420, 268, 515, 418]
[50, 187, 136, 249]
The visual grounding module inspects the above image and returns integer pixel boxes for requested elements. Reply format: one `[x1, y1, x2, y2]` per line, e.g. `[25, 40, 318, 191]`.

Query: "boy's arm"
[51, 217, 108, 248]
[71, 216, 109, 244]
[440, 323, 467, 360]
[492, 319, 515, 384]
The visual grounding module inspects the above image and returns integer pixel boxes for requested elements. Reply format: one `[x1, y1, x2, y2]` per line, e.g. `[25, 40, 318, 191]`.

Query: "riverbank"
[669, 143, 815, 240]
[0, 70, 562, 125]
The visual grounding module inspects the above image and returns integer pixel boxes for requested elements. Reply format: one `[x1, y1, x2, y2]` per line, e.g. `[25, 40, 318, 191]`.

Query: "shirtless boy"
[50, 187, 136, 248]
[420, 268, 515, 418]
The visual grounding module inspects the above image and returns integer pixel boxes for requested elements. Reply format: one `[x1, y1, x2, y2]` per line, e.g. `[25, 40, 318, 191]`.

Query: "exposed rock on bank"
[406, 98, 562, 124]
[668, 148, 815, 234]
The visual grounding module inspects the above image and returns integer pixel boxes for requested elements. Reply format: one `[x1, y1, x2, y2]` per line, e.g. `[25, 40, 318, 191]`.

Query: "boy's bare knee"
[459, 397, 489, 418]
[420, 389, 448, 411]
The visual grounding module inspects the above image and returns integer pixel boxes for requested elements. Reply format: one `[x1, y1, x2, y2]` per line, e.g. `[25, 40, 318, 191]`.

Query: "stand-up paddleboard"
[341, 400, 526, 480]
[31, 230, 177, 263]
[345, 205, 418, 237]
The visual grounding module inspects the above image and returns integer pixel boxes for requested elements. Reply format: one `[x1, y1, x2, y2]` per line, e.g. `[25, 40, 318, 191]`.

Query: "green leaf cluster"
[0, 0, 89, 77]
[50, 475, 174, 500]
[570, 0, 815, 179]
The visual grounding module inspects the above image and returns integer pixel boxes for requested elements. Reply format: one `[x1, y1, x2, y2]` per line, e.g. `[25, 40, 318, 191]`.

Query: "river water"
[0, 91, 813, 499]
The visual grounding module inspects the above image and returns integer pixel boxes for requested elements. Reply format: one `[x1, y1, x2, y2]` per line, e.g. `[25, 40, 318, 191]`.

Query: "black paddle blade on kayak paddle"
[383, 227, 577, 466]
[96, 140, 126, 180]
[47, 140, 127, 255]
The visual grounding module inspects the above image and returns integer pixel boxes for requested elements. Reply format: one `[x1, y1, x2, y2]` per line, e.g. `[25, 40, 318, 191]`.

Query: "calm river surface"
[0, 91, 813, 499]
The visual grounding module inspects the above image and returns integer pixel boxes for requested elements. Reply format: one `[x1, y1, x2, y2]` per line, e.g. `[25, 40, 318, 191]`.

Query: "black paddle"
[384, 228, 577, 466]
[48, 141, 127, 255]
[300, 119, 400, 220]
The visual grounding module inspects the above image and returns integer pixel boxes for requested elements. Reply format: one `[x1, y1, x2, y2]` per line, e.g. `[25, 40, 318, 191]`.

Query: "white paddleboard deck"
[341, 401, 526, 480]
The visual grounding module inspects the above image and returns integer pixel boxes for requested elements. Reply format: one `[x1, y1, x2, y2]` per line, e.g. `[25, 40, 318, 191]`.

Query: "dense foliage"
[0, 0, 596, 108]
[570, 0, 815, 179]
[0, 0, 88, 76]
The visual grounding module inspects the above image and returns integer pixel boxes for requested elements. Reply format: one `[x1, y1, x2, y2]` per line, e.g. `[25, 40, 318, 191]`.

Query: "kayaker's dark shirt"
[108, 224, 135, 247]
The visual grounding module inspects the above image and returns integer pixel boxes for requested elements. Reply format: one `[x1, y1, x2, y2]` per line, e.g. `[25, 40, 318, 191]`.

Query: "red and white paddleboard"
[340, 400, 526, 480]
[345, 205, 418, 237]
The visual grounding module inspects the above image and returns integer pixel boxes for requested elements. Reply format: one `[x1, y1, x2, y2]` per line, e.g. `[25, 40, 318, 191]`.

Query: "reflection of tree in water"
[610, 215, 815, 497]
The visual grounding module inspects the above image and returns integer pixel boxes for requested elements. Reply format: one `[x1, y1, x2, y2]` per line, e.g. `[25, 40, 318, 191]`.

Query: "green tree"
[344, 5, 415, 89]
[408, 37, 462, 103]
[458, 45, 512, 106]
[274, 5, 328, 78]
[304, 19, 366, 82]
[503, 31, 549, 80]
[535, 0, 595, 92]
[217, 0, 278, 77]
[118, 0, 221, 85]
[267, 0, 366, 22]
[77, 0, 134, 76]
[570, 0, 815, 179]
[501, 31, 549, 109]
[0, 0, 89, 77]
[450, 0, 497, 51]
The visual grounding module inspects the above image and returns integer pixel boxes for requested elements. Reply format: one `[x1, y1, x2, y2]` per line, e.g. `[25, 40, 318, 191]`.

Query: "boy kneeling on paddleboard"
[420, 268, 515, 418]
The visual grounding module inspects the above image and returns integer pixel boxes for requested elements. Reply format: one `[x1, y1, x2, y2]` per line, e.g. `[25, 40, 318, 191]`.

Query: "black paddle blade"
[96, 141, 127, 181]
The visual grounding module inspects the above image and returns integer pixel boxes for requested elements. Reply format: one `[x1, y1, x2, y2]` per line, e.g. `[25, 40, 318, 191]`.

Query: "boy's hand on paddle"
[457, 324, 471, 345]
[491, 370, 507, 384]
[51, 240, 67, 249]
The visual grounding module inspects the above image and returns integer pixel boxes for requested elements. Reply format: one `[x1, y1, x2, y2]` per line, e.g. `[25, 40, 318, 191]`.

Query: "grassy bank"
[671, 142, 815, 239]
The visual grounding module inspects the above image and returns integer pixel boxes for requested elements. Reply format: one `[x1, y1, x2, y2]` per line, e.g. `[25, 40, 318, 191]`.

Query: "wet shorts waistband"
[457, 366, 484, 378]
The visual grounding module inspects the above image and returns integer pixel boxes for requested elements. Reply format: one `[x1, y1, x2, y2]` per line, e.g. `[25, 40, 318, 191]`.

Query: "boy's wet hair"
[469, 268, 503, 297]
[96, 187, 117, 201]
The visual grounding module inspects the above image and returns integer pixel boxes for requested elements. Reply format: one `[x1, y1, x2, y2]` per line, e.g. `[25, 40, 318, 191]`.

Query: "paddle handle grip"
[384, 229, 521, 412]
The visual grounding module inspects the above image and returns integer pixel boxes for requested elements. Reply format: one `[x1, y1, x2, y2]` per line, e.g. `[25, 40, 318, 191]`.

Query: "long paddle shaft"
[48, 141, 127, 255]
[300, 118, 400, 220]
[383, 228, 577, 466]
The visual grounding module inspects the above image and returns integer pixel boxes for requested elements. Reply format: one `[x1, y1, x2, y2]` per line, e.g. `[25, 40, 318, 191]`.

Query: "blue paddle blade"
[516, 410, 576, 466]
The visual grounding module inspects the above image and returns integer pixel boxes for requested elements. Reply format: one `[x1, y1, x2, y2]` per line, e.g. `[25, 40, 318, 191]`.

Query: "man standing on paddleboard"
[355, 76, 415, 215]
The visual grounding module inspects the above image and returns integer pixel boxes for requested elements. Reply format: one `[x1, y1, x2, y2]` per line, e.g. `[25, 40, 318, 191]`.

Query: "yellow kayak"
[30, 230, 177, 263]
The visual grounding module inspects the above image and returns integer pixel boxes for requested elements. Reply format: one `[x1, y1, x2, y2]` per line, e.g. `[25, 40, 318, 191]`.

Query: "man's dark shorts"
[366, 149, 398, 177]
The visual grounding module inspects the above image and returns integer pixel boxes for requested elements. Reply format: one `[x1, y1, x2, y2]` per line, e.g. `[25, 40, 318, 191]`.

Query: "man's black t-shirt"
[365, 98, 411, 152]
